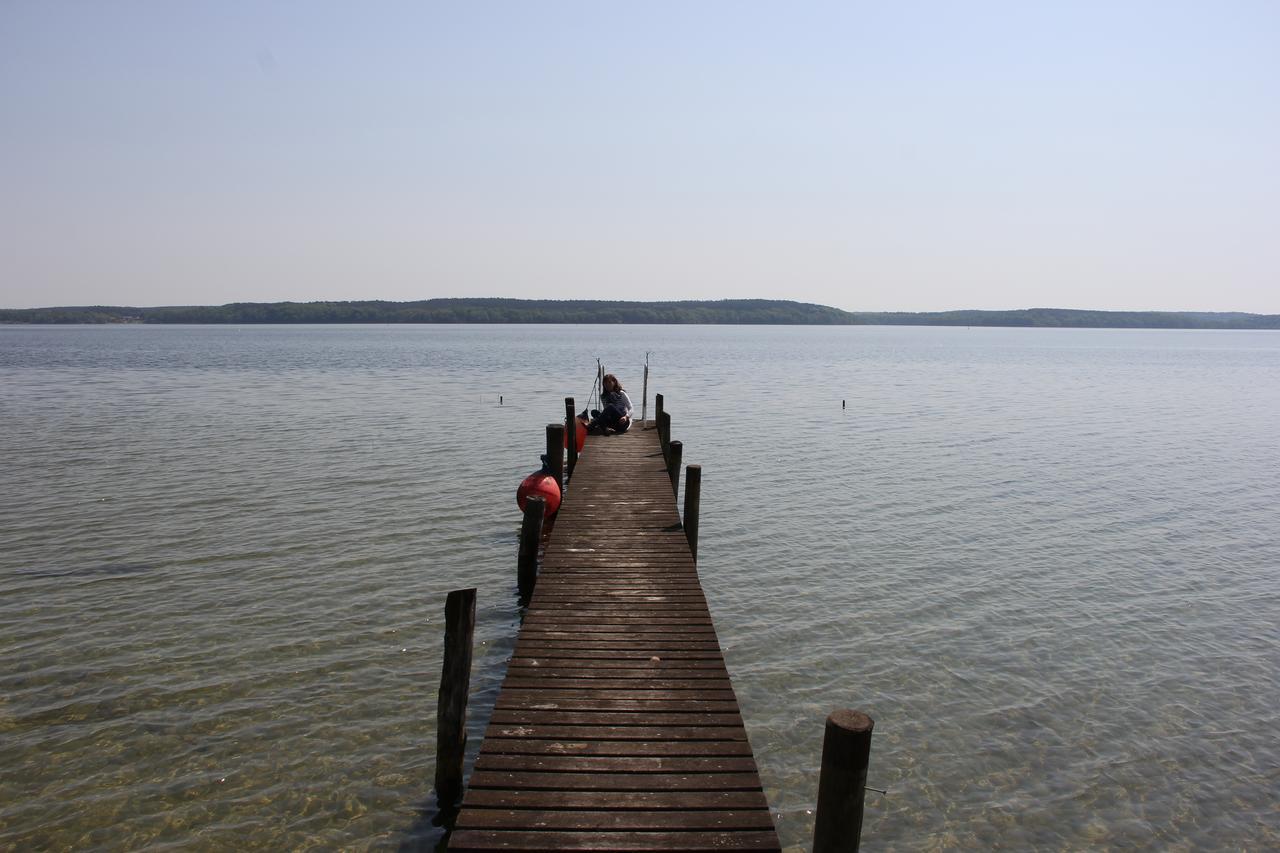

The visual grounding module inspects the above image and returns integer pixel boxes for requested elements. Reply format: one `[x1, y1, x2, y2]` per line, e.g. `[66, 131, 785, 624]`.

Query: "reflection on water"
[1, 324, 1277, 850]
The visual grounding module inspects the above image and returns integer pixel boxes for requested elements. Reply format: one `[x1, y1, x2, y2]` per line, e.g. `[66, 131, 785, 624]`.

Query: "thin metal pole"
[641, 352, 649, 424]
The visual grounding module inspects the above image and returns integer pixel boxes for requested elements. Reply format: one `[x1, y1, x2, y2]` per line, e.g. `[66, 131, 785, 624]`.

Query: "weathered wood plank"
[467, 771, 764, 791]
[487, 710, 745, 727]
[458, 789, 770, 812]
[449, 829, 781, 851]
[455, 809, 777, 831]
[474, 755, 762, 774]
[481, 723, 750, 742]
[477, 739, 755, 757]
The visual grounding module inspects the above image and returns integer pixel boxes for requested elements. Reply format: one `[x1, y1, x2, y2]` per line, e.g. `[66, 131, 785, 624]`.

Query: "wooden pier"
[448, 420, 783, 852]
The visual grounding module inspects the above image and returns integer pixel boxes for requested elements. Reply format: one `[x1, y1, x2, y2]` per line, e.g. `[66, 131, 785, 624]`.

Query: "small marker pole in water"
[812, 709, 875, 853]
[500, 395, 503, 406]
[842, 399, 845, 409]
[518, 496, 544, 601]
[434, 588, 476, 808]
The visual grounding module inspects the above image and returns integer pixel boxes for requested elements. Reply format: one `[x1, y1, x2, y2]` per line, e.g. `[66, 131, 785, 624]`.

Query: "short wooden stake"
[564, 397, 578, 480]
[545, 423, 564, 493]
[683, 464, 701, 562]
[518, 496, 544, 601]
[812, 709, 875, 853]
[667, 440, 683, 497]
[434, 588, 477, 808]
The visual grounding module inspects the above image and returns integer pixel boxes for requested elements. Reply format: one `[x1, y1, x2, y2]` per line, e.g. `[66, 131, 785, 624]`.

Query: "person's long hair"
[603, 373, 625, 393]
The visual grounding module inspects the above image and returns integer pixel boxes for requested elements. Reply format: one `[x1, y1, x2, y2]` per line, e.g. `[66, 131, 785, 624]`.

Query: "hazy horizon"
[3, 2, 1277, 312]
[3, 297, 1278, 316]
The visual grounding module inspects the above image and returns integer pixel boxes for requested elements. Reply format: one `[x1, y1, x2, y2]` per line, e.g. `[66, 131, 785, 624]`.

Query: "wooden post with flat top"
[658, 411, 671, 460]
[564, 397, 578, 480]
[812, 709, 875, 853]
[667, 440, 683, 497]
[517, 496, 544, 601]
[654, 393, 664, 430]
[434, 588, 477, 808]
[545, 424, 564, 493]
[683, 464, 701, 562]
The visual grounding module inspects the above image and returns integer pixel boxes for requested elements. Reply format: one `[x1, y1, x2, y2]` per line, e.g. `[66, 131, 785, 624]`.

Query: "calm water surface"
[2, 324, 1277, 850]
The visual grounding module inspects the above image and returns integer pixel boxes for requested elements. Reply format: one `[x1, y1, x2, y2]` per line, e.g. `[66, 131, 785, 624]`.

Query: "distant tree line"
[2, 299, 1277, 329]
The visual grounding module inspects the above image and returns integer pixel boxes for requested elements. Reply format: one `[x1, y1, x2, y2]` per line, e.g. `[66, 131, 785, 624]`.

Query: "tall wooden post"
[545, 423, 564, 493]
[812, 709, 875, 853]
[667, 440, 683, 497]
[564, 397, 578, 480]
[517, 496, 544, 601]
[658, 411, 671, 459]
[434, 588, 477, 808]
[654, 393, 664, 431]
[683, 464, 701, 562]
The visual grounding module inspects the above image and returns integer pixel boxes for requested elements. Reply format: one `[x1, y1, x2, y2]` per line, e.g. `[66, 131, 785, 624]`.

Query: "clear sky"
[2, 1, 1277, 312]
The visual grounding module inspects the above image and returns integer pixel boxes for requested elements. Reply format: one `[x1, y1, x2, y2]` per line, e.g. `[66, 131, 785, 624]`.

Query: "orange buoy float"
[564, 416, 588, 453]
[517, 469, 561, 516]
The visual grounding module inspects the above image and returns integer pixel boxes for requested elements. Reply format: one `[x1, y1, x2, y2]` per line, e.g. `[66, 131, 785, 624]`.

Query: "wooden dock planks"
[449, 424, 781, 852]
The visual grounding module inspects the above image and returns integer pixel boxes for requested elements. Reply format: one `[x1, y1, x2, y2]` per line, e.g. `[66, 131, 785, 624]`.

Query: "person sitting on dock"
[588, 373, 633, 434]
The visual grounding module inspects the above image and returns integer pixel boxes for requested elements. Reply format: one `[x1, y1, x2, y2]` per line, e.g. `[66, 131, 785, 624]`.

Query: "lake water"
[2, 324, 1277, 851]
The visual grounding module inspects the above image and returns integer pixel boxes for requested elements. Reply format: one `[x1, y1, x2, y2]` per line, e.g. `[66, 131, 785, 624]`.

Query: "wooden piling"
[667, 439, 683, 497]
[564, 397, 578, 480]
[517, 496, 544, 601]
[658, 411, 671, 459]
[545, 423, 564, 492]
[654, 393, 664, 430]
[684, 464, 701, 562]
[434, 588, 477, 808]
[812, 709, 875, 853]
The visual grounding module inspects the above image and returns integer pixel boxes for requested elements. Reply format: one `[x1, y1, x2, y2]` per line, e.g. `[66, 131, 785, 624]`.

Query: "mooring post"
[654, 393, 664, 431]
[564, 397, 578, 481]
[683, 464, 701, 562]
[812, 709, 875, 853]
[545, 423, 565, 493]
[667, 440, 683, 497]
[434, 588, 477, 808]
[659, 411, 671, 459]
[517, 496, 545, 601]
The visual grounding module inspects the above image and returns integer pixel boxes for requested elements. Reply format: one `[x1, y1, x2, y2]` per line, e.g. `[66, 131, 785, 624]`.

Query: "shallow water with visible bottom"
[2, 324, 1277, 850]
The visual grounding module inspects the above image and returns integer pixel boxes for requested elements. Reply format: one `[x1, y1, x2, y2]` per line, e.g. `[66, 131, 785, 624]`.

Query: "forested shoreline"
[2, 299, 1277, 329]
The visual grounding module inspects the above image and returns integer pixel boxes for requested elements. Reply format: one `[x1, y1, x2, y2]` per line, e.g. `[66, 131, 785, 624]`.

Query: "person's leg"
[599, 405, 625, 432]
[587, 408, 605, 434]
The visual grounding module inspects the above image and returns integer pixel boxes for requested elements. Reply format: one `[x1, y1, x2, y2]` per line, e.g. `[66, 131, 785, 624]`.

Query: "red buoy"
[564, 416, 587, 453]
[517, 471, 561, 516]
